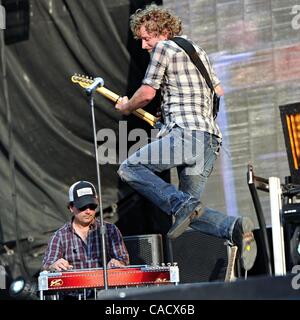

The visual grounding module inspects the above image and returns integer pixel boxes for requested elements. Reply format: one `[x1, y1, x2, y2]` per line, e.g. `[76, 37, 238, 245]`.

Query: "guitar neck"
[96, 86, 158, 127]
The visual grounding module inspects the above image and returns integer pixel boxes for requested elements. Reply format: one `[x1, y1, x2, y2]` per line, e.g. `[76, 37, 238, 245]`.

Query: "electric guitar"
[71, 74, 159, 128]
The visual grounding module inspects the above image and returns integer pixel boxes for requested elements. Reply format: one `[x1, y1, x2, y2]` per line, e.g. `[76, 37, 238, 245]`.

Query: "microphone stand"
[86, 87, 108, 291]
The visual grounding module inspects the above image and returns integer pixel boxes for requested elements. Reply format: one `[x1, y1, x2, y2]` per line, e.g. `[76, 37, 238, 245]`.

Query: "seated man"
[42, 180, 129, 271]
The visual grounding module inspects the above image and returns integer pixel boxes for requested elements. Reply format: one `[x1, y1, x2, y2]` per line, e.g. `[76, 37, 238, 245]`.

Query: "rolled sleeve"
[142, 41, 169, 90]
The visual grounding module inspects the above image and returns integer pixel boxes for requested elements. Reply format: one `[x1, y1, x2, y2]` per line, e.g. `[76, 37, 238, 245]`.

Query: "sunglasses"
[78, 204, 98, 212]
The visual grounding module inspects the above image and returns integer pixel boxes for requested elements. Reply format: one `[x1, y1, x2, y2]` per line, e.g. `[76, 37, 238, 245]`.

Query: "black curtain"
[0, 0, 170, 280]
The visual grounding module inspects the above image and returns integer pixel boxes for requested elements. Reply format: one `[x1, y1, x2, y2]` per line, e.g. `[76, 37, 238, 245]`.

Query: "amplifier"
[165, 229, 228, 283]
[282, 203, 300, 223]
[123, 234, 164, 265]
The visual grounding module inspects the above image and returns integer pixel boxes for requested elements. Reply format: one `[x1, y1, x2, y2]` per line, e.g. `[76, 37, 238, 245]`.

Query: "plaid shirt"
[42, 218, 129, 270]
[143, 36, 222, 138]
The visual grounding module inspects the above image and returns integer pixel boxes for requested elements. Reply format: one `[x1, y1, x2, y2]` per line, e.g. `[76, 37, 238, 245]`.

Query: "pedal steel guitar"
[38, 264, 179, 300]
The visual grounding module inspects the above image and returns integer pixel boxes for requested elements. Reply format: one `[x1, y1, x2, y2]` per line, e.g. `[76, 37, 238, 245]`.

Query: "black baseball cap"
[68, 181, 98, 209]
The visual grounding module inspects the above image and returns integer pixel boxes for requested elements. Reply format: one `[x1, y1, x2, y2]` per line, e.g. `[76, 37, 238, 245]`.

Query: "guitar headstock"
[71, 73, 94, 89]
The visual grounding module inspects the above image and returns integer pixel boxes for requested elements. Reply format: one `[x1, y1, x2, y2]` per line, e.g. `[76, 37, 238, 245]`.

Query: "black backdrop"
[0, 0, 172, 280]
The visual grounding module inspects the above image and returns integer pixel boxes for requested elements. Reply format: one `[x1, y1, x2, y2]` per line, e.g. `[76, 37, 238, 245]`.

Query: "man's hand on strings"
[107, 258, 126, 268]
[214, 84, 224, 97]
[49, 258, 73, 272]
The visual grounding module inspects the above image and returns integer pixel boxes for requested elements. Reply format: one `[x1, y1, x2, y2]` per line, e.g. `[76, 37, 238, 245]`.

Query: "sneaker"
[167, 204, 204, 239]
[232, 217, 257, 271]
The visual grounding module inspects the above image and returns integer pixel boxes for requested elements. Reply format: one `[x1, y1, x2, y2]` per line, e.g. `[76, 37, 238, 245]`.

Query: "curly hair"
[130, 4, 182, 39]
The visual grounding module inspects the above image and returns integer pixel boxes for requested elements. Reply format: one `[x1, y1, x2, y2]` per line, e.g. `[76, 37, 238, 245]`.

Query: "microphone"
[85, 77, 104, 95]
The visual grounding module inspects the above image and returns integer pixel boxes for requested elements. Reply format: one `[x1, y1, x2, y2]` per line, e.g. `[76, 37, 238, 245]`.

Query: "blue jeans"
[118, 126, 238, 241]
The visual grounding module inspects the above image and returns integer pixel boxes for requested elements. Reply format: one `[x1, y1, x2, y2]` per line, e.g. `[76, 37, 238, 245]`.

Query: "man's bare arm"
[115, 85, 156, 115]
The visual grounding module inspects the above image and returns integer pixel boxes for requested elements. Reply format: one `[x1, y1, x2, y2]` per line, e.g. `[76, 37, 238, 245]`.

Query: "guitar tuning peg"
[173, 262, 178, 266]
[161, 263, 165, 267]
[167, 262, 171, 267]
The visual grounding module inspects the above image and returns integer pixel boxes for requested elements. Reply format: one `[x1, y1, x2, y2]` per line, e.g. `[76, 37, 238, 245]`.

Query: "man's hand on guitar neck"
[115, 96, 131, 115]
[115, 84, 156, 115]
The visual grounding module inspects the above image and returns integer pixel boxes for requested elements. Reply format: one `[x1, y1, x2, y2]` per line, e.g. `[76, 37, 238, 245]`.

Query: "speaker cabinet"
[3, 0, 30, 45]
[165, 229, 228, 283]
[247, 226, 274, 276]
[246, 225, 300, 276]
[123, 234, 164, 265]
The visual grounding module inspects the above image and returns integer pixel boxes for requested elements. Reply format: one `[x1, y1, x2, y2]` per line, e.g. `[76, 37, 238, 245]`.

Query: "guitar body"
[213, 92, 220, 119]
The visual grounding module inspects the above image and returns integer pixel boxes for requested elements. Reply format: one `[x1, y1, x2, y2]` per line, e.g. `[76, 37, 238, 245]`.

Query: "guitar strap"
[170, 37, 220, 118]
